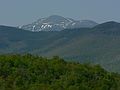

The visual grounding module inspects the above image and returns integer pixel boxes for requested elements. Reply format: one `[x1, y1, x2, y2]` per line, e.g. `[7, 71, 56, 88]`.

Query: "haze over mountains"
[0, 20, 120, 73]
[19, 15, 98, 32]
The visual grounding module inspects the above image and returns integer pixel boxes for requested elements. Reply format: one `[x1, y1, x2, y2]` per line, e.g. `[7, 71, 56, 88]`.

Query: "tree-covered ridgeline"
[0, 54, 120, 90]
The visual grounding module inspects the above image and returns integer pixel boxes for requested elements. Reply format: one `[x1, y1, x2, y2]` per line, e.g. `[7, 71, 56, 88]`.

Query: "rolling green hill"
[0, 21, 120, 72]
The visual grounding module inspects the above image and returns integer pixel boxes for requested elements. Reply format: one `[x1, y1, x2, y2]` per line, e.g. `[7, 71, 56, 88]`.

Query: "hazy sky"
[0, 0, 120, 26]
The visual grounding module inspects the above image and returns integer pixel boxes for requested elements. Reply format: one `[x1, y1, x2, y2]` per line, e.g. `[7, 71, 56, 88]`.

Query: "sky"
[0, 0, 120, 26]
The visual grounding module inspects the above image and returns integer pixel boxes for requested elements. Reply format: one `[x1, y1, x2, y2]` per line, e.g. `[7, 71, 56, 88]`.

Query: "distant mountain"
[19, 15, 98, 32]
[1, 21, 120, 73]
[92, 21, 120, 34]
[93, 21, 120, 30]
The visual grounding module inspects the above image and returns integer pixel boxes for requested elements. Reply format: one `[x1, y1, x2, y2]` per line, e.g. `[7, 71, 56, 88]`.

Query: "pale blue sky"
[0, 0, 120, 26]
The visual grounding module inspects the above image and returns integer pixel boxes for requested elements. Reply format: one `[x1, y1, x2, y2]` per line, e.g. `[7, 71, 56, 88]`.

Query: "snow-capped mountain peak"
[20, 15, 98, 32]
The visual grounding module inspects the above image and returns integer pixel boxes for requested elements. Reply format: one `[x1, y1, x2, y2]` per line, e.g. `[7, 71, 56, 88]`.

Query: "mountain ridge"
[0, 21, 120, 73]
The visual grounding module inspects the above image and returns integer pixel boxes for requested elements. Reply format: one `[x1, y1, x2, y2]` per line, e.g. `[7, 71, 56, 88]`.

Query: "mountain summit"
[19, 15, 98, 32]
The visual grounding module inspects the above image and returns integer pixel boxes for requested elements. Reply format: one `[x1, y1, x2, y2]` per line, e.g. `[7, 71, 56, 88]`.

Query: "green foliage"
[0, 54, 120, 90]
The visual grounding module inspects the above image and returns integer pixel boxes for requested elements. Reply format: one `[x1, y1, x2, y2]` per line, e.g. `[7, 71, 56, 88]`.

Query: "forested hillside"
[1, 22, 120, 73]
[0, 54, 120, 90]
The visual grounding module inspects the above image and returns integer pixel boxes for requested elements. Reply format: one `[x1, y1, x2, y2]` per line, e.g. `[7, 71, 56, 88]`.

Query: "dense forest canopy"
[0, 54, 120, 90]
